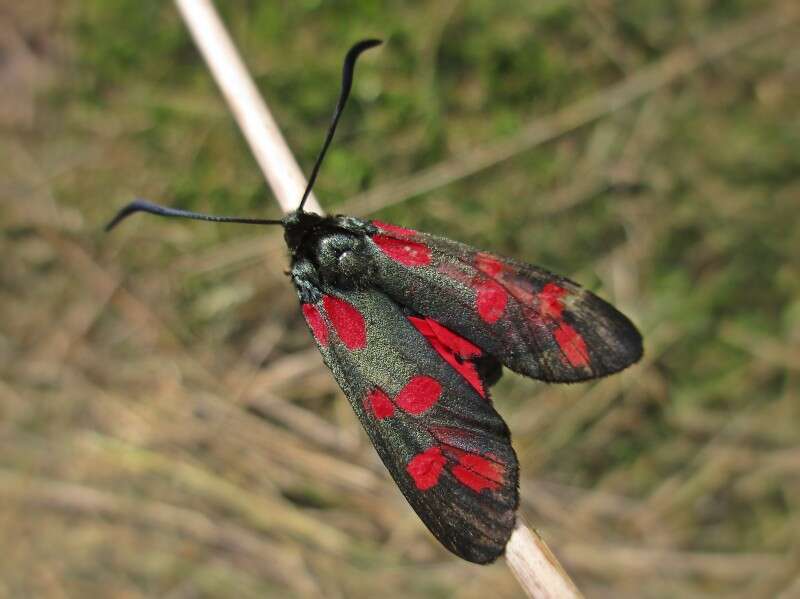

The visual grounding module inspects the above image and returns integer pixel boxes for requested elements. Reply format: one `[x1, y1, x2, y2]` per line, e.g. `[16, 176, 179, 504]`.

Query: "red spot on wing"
[395, 375, 442, 415]
[301, 303, 328, 346]
[475, 279, 508, 324]
[322, 295, 366, 350]
[373, 235, 432, 267]
[407, 446, 446, 490]
[475, 253, 505, 277]
[538, 282, 567, 319]
[450, 452, 504, 493]
[364, 388, 394, 420]
[554, 322, 590, 367]
[372, 220, 416, 237]
[451, 466, 498, 493]
[408, 316, 486, 398]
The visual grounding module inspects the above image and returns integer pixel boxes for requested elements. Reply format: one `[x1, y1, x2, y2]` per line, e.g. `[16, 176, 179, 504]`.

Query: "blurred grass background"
[2, 1, 799, 597]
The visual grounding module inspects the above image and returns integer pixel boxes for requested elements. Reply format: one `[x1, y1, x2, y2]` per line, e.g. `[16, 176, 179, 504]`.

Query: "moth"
[107, 40, 643, 564]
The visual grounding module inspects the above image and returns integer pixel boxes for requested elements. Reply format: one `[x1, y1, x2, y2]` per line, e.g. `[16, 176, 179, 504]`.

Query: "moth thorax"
[316, 232, 373, 288]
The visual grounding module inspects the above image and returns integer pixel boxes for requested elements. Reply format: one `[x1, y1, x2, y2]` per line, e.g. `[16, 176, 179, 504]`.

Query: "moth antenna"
[105, 198, 283, 232]
[297, 38, 382, 213]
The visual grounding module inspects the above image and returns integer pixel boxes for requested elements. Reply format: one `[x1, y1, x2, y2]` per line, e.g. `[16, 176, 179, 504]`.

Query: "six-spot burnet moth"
[107, 39, 643, 564]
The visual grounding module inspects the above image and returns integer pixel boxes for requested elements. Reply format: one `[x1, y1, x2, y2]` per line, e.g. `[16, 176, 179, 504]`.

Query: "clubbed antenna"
[297, 39, 382, 212]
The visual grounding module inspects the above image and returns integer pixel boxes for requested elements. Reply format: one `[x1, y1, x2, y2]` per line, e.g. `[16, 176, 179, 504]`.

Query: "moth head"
[282, 210, 325, 254]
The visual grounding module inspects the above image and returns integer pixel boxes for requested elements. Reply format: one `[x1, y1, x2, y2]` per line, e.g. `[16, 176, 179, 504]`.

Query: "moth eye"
[338, 250, 359, 271]
[317, 233, 372, 286]
[318, 234, 357, 264]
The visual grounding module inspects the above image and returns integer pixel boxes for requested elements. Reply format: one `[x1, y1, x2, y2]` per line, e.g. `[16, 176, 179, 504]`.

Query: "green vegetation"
[1, 1, 798, 596]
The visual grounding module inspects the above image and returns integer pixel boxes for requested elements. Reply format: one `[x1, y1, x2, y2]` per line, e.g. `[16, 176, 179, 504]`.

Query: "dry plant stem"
[172, 0, 576, 596]
[508, 518, 583, 599]
[173, 0, 323, 215]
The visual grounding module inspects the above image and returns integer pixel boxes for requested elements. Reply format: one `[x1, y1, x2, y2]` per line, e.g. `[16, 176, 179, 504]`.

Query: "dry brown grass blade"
[240, 389, 360, 454]
[43, 230, 180, 350]
[77, 432, 352, 553]
[561, 542, 785, 583]
[0, 468, 321, 596]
